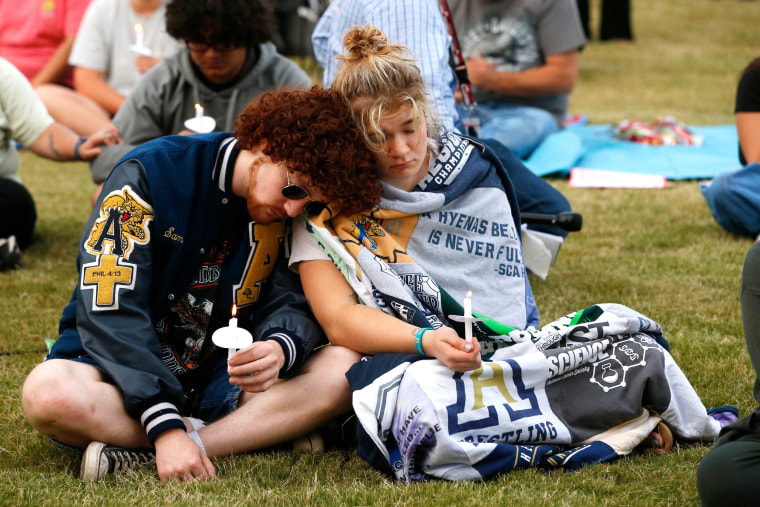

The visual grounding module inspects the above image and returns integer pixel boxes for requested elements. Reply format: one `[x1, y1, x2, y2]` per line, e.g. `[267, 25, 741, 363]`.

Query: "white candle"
[464, 290, 473, 345]
[134, 24, 144, 48]
[211, 304, 253, 371]
[184, 104, 215, 133]
[228, 304, 239, 362]
[229, 304, 237, 325]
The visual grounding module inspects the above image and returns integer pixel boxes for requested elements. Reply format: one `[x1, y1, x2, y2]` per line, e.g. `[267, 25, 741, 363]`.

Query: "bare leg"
[35, 84, 112, 136]
[199, 345, 361, 458]
[23, 346, 362, 455]
[22, 359, 150, 449]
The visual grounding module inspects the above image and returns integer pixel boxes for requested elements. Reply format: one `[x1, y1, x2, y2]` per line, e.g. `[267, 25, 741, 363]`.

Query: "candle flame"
[232, 304, 237, 317]
[466, 290, 473, 298]
[195, 103, 201, 113]
[134, 23, 143, 33]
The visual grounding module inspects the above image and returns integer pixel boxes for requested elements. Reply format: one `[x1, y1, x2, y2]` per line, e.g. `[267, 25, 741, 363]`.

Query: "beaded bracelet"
[74, 136, 87, 161]
[415, 327, 433, 357]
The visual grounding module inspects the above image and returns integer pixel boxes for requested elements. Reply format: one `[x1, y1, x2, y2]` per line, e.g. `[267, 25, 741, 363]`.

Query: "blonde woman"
[289, 26, 730, 482]
[291, 25, 538, 371]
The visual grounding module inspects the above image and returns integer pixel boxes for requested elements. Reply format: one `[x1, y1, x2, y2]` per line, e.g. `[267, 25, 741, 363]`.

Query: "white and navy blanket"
[301, 133, 722, 481]
[304, 131, 539, 352]
[347, 303, 722, 482]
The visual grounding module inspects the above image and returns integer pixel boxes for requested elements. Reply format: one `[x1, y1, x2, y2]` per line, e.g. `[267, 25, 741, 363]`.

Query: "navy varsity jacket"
[56, 133, 324, 442]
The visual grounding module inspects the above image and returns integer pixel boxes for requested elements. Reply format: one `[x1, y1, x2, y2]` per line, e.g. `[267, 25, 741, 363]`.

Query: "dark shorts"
[47, 329, 240, 423]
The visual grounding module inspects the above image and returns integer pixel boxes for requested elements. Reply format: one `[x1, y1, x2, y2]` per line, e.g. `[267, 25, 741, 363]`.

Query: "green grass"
[2, 0, 759, 504]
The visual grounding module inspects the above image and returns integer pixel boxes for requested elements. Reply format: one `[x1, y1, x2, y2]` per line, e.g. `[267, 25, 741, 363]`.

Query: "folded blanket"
[347, 303, 722, 482]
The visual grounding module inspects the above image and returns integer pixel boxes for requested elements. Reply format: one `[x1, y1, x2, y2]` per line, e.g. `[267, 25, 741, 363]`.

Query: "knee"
[316, 346, 361, 386]
[697, 445, 734, 505]
[326, 344, 363, 364]
[34, 84, 71, 111]
[702, 172, 758, 236]
[704, 173, 734, 209]
[333, 344, 362, 367]
[697, 442, 760, 506]
[523, 108, 559, 136]
[22, 361, 84, 430]
[304, 346, 361, 408]
[33, 83, 56, 99]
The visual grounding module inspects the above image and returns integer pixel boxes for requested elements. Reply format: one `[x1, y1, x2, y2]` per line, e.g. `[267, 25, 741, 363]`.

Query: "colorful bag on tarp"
[612, 116, 703, 146]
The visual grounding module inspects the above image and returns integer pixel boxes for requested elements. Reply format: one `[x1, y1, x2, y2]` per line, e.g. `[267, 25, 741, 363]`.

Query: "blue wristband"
[415, 327, 433, 357]
[74, 136, 87, 161]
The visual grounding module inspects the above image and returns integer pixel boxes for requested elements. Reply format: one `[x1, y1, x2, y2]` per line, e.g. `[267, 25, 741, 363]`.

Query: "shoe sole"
[80, 441, 108, 481]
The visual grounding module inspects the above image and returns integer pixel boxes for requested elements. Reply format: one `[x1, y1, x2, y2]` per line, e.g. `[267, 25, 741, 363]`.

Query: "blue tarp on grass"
[524, 124, 740, 180]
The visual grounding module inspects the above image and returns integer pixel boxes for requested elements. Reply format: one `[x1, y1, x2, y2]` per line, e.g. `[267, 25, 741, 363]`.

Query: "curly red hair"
[235, 87, 382, 214]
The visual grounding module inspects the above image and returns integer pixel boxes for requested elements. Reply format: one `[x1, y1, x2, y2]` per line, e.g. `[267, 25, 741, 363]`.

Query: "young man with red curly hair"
[21, 87, 382, 483]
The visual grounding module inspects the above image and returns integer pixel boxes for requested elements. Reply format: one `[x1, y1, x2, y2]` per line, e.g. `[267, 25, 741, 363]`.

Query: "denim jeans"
[701, 163, 760, 238]
[462, 101, 559, 159]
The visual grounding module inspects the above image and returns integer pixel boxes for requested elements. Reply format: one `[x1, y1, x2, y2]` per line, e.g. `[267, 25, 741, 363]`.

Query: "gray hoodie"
[89, 43, 312, 182]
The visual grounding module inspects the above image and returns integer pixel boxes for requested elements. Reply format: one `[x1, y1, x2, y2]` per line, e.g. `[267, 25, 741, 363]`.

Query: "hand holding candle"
[463, 290, 473, 347]
[211, 305, 253, 371]
[448, 290, 485, 352]
[184, 103, 216, 133]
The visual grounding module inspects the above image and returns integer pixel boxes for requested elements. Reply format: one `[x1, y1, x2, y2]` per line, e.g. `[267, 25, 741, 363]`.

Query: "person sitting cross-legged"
[21, 87, 382, 483]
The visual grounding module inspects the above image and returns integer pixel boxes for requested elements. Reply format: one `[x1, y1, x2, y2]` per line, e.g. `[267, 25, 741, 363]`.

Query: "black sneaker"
[79, 441, 155, 481]
[0, 236, 21, 271]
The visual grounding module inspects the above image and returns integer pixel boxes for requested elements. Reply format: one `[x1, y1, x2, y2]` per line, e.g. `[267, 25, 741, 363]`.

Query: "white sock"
[184, 416, 206, 431]
[188, 430, 206, 453]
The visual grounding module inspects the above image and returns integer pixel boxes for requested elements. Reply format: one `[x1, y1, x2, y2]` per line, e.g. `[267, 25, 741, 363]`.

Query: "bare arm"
[27, 123, 121, 161]
[31, 35, 76, 87]
[299, 259, 481, 372]
[736, 112, 760, 164]
[73, 67, 125, 115]
[466, 50, 579, 98]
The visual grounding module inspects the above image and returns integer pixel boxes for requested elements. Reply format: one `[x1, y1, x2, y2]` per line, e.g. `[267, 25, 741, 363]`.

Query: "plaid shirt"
[312, 0, 461, 132]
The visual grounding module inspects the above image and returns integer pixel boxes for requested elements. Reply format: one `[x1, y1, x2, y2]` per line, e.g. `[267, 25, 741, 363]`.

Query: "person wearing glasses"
[21, 87, 382, 483]
[87, 0, 311, 204]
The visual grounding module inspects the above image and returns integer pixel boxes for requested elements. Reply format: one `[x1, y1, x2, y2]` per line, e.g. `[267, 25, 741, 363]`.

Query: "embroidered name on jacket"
[80, 186, 154, 311]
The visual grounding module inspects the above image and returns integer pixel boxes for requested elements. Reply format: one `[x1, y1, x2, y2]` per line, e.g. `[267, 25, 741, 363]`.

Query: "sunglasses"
[186, 41, 237, 53]
[282, 170, 327, 216]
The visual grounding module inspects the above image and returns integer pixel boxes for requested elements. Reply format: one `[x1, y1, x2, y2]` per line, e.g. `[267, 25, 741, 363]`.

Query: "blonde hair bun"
[332, 24, 440, 151]
[340, 25, 406, 63]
